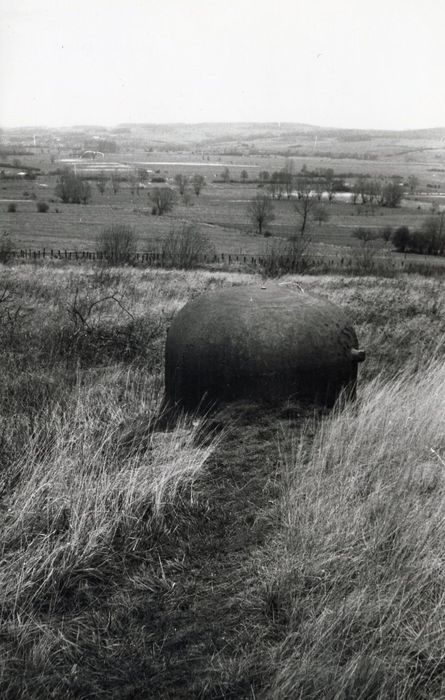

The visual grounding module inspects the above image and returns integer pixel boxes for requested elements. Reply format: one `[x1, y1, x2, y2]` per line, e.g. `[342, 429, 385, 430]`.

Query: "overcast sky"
[1, 0, 444, 130]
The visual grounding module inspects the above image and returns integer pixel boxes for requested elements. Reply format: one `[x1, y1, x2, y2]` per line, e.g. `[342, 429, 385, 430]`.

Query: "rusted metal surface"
[164, 283, 365, 411]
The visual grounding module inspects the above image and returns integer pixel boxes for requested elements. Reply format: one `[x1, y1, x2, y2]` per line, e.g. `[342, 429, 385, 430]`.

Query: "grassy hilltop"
[0, 116, 444, 698]
[0, 261, 444, 697]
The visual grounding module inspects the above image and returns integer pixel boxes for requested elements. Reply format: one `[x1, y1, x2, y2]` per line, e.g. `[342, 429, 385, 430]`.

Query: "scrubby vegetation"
[159, 224, 215, 269]
[96, 223, 137, 264]
[392, 215, 445, 255]
[36, 200, 49, 213]
[0, 262, 444, 697]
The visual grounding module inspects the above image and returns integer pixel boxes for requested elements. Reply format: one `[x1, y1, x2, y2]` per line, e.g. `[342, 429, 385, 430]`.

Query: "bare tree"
[351, 182, 360, 205]
[355, 177, 369, 204]
[366, 179, 382, 212]
[313, 204, 330, 226]
[282, 159, 295, 199]
[181, 187, 193, 206]
[128, 174, 139, 199]
[293, 178, 317, 235]
[111, 170, 120, 195]
[382, 181, 403, 208]
[247, 194, 275, 236]
[313, 179, 325, 202]
[191, 173, 205, 196]
[258, 170, 270, 184]
[150, 187, 176, 215]
[55, 173, 91, 204]
[420, 213, 445, 255]
[268, 171, 285, 200]
[97, 173, 107, 196]
[406, 175, 419, 194]
[352, 227, 382, 272]
[325, 179, 337, 203]
[221, 167, 230, 183]
[174, 174, 189, 195]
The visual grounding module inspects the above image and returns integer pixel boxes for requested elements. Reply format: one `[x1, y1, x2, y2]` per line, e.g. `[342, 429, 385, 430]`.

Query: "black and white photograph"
[1, 0, 444, 696]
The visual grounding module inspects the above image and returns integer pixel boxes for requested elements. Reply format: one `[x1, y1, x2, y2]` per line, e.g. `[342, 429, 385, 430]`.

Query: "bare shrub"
[149, 187, 176, 215]
[353, 227, 381, 244]
[36, 201, 49, 213]
[0, 233, 13, 263]
[260, 236, 311, 277]
[96, 224, 137, 265]
[192, 173, 205, 195]
[160, 225, 215, 269]
[174, 173, 189, 195]
[352, 227, 384, 273]
[7, 203, 16, 213]
[351, 244, 381, 274]
[247, 194, 275, 235]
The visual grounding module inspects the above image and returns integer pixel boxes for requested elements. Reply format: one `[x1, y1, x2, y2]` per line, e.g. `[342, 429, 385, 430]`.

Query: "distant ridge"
[1, 122, 444, 137]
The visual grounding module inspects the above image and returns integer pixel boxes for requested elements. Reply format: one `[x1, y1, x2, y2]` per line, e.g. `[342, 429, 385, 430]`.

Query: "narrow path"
[63, 403, 314, 699]
[146, 404, 291, 698]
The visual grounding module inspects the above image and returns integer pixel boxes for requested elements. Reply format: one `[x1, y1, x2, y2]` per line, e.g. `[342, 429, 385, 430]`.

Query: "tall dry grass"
[266, 355, 445, 698]
[0, 262, 444, 696]
[0, 365, 221, 695]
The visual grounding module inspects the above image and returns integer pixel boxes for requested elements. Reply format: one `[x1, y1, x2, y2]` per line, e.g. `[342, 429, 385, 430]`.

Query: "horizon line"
[1, 120, 445, 134]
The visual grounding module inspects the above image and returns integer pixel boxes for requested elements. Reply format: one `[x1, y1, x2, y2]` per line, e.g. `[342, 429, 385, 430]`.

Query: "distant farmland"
[1, 123, 445, 261]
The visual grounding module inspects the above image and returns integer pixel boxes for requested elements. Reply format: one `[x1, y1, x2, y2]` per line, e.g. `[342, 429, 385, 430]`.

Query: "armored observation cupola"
[164, 283, 365, 412]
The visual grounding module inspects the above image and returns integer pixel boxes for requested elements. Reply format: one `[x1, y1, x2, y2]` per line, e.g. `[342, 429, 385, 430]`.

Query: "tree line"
[53, 170, 207, 214]
[391, 216, 445, 255]
[352, 215, 445, 256]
